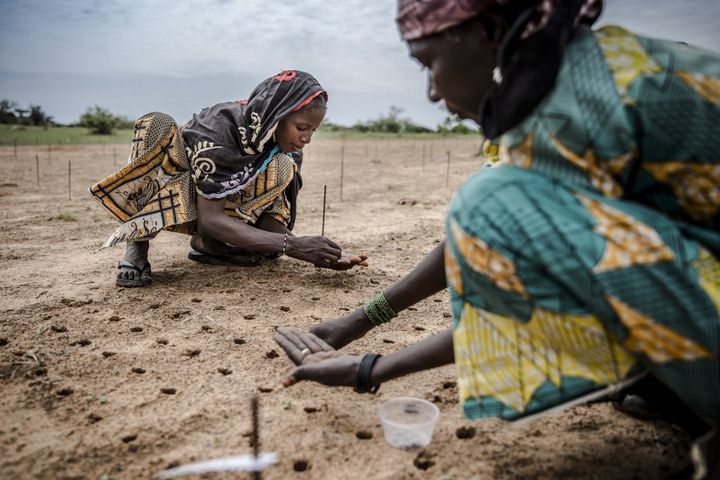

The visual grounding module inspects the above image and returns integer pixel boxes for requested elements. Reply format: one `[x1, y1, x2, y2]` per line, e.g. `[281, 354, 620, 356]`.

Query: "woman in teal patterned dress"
[274, 0, 719, 476]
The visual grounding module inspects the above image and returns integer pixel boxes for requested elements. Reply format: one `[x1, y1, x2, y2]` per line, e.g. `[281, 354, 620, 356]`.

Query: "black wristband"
[355, 353, 382, 394]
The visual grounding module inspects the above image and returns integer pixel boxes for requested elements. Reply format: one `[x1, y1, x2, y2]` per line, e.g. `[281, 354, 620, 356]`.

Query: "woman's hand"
[285, 235, 342, 265]
[310, 310, 375, 349]
[314, 254, 369, 270]
[274, 326, 360, 387]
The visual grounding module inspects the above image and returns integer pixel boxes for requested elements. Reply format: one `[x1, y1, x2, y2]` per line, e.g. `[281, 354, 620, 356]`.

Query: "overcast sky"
[0, 0, 718, 127]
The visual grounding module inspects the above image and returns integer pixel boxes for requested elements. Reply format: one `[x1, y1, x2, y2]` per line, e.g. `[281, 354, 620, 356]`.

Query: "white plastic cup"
[378, 397, 440, 448]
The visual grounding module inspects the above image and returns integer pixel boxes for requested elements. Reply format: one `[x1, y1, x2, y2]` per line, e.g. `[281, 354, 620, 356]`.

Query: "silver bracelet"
[281, 233, 288, 256]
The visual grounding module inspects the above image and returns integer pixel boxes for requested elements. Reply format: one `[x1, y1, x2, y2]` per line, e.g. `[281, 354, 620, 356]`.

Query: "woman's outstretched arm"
[275, 326, 454, 388]
[311, 241, 447, 348]
[197, 195, 366, 268]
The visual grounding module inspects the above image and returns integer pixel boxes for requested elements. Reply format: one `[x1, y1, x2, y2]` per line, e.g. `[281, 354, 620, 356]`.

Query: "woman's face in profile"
[408, 20, 499, 123]
[275, 107, 325, 153]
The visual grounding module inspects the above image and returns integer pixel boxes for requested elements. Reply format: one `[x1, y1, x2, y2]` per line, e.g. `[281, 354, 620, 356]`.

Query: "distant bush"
[0, 99, 53, 127]
[436, 115, 477, 135]
[79, 106, 127, 135]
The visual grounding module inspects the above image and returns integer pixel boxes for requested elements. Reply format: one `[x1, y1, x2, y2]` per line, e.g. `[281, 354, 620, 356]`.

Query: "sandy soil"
[0, 138, 692, 479]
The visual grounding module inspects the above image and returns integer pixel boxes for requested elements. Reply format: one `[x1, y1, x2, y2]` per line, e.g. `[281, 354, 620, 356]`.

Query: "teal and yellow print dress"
[445, 26, 720, 424]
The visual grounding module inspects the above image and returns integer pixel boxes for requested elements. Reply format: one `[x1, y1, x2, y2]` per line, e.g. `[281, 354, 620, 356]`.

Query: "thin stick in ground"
[35, 154, 40, 188]
[68, 160, 72, 200]
[251, 396, 261, 480]
[321, 185, 327, 237]
[340, 145, 345, 202]
[445, 150, 451, 187]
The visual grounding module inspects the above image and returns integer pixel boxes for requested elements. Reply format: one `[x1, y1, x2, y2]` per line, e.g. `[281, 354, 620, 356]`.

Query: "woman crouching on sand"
[90, 70, 367, 287]
[274, 1, 719, 478]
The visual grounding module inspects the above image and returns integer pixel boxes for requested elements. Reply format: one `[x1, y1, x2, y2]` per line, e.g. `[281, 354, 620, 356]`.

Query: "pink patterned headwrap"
[396, 0, 495, 40]
[396, 0, 603, 41]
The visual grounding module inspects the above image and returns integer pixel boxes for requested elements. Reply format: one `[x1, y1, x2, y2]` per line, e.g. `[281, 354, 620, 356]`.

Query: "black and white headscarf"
[181, 70, 326, 199]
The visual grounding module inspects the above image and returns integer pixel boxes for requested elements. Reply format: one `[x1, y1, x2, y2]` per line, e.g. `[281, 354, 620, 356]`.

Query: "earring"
[493, 66, 503, 85]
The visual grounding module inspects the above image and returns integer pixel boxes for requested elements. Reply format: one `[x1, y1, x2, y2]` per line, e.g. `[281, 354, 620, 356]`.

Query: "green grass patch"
[0, 125, 132, 146]
[313, 130, 479, 141]
[0, 124, 478, 146]
[57, 212, 77, 222]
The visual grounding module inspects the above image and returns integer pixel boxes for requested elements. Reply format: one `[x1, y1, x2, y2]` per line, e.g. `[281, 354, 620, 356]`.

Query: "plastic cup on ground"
[378, 397, 440, 448]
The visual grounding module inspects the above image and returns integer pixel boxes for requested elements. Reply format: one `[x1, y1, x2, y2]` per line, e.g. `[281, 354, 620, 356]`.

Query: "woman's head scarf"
[396, 0, 603, 139]
[182, 70, 326, 199]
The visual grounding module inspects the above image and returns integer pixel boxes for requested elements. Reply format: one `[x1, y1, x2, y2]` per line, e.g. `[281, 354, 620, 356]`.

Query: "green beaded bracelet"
[363, 292, 397, 326]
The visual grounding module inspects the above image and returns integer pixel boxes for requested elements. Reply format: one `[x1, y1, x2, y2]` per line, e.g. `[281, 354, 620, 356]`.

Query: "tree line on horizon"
[0, 99, 133, 135]
[1, 99, 476, 136]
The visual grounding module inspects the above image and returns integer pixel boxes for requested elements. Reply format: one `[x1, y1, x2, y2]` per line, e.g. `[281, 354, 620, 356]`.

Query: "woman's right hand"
[285, 235, 342, 265]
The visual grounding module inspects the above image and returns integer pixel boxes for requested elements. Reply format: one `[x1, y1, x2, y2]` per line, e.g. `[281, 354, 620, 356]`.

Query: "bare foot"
[190, 233, 244, 256]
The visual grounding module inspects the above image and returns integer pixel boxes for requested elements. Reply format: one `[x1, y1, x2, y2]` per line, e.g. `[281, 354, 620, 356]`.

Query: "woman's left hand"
[315, 253, 369, 270]
[274, 326, 360, 387]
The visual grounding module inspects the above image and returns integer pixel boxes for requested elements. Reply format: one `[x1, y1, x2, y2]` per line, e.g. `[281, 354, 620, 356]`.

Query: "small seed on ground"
[156, 338, 168, 345]
[56, 387, 74, 396]
[102, 351, 116, 358]
[455, 426, 476, 439]
[88, 413, 102, 423]
[293, 459, 310, 472]
[217, 368, 232, 375]
[131, 367, 146, 374]
[243, 314, 256, 320]
[160, 387, 177, 395]
[265, 350, 279, 359]
[258, 387, 273, 393]
[303, 406, 319, 413]
[356, 430, 373, 440]
[130, 327, 143, 332]
[413, 451, 435, 470]
[121, 434, 137, 443]
[233, 338, 246, 345]
[51, 325, 67, 333]
[108, 315, 121, 322]
[279, 306, 290, 312]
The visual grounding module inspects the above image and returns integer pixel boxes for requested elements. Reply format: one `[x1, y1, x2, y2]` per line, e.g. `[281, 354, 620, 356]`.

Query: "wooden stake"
[68, 160, 72, 200]
[113, 147, 117, 166]
[35, 154, 40, 188]
[48, 144, 51, 161]
[340, 145, 345, 202]
[445, 151, 451, 187]
[251, 396, 261, 480]
[321, 185, 327, 237]
[13, 138, 17, 161]
[422, 144, 426, 172]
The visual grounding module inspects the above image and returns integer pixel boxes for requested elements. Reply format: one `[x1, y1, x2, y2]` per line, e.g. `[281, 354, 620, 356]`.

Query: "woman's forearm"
[370, 328, 454, 385]
[199, 214, 285, 253]
[383, 241, 447, 312]
[256, 213, 294, 235]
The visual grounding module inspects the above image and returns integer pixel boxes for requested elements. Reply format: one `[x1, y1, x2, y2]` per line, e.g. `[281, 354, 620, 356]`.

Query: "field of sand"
[0, 137, 691, 479]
